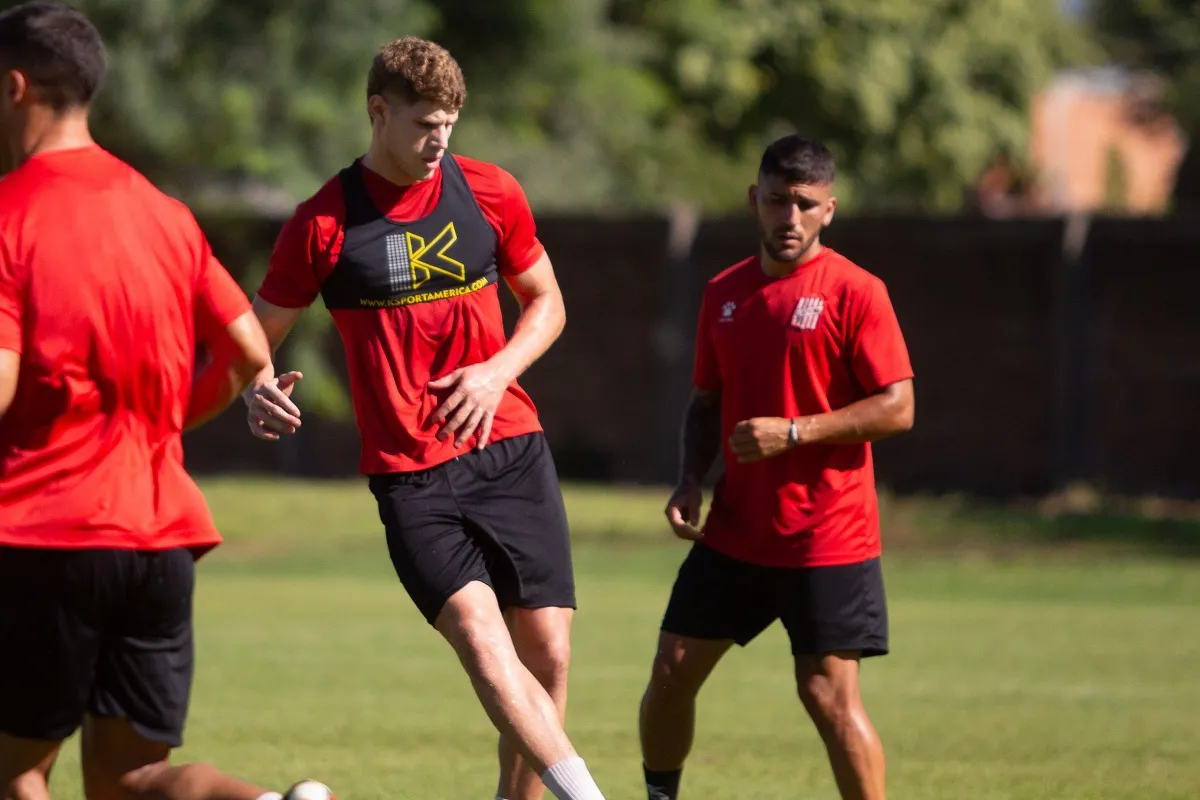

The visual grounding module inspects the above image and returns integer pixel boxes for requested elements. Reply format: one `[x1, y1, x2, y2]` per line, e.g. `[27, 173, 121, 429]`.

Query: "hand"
[728, 417, 795, 464]
[665, 482, 704, 541]
[245, 371, 303, 441]
[428, 362, 507, 449]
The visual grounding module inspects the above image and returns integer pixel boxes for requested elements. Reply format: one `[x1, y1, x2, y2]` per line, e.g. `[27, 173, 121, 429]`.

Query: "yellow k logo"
[406, 222, 464, 288]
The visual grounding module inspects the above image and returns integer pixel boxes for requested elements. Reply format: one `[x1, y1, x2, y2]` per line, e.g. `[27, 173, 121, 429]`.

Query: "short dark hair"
[0, 2, 105, 111]
[759, 134, 836, 186]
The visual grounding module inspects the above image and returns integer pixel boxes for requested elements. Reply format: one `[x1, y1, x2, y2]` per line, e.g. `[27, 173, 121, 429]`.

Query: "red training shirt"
[258, 155, 545, 473]
[0, 146, 250, 551]
[694, 248, 913, 568]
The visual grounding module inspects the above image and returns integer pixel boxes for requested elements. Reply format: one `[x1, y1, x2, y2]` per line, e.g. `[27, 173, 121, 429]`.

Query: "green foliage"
[612, 0, 1088, 211]
[1091, 0, 1200, 211]
[62, 0, 437, 203]
[10, 0, 1086, 214]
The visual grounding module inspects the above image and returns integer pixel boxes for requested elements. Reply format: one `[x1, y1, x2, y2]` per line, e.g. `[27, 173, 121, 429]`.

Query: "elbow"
[891, 399, 915, 435]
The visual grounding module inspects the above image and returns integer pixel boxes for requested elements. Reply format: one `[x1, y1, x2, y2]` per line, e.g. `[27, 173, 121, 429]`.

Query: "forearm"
[186, 360, 255, 431]
[679, 391, 723, 485]
[794, 390, 913, 446]
[489, 289, 565, 383]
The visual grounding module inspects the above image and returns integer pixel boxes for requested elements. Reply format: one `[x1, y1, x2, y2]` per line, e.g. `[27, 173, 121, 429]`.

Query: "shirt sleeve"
[692, 291, 722, 392]
[493, 169, 546, 277]
[0, 242, 26, 353]
[848, 278, 914, 394]
[256, 208, 329, 308]
[194, 241, 251, 344]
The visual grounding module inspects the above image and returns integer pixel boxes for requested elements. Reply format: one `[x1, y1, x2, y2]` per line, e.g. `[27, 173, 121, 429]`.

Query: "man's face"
[369, 93, 458, 182]
[749, 173, 837, 263]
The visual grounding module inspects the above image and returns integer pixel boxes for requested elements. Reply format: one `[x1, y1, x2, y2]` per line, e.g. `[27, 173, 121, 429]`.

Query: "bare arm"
[430, 252, 565, 448]
[728, 379, 915, 464]
[0, 348, 18, 423]
[492, 252, 565, 383]
[185, 310, 272, 431]
[794, 378, 914, 445]
[663, 387, 723, 541]
[679, 388, 723, 486]
[242, 295, 307, 439]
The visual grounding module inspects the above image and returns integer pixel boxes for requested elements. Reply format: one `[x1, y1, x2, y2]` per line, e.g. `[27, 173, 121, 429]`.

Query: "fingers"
[251, 389, 302, 429]
[427, 370, 462, 392]
[438, 395, 477, 441]
[475, 411, 495, 451]
[277, 370, 304, 396]
[666, 493, 704, 541]
[247, 415, 280, 441]
[433, 389, 467, 425]
[248, 405, 295, 437]
[454, 406, 485, 448]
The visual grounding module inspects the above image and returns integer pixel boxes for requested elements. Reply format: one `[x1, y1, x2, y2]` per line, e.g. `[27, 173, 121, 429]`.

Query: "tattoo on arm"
[679, 390, 722, 485]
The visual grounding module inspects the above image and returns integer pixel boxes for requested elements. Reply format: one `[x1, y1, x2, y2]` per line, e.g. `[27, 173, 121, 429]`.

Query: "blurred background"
[36, 0, 1200, 502]
[18, 4, 1200, 796]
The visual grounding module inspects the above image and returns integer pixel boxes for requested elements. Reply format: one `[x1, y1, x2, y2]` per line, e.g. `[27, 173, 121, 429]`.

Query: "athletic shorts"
[368, 432, 577, 625]
[661, 543, 889, 657]
[0, 546, 195, 745]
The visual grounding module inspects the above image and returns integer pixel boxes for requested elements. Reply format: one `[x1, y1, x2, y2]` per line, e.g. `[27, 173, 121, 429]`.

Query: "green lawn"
[45, 479, 1200, 799]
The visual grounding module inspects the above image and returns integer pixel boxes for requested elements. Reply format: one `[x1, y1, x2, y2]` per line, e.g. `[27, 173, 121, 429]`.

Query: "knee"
[646, 652, 701, 701]
[521, 631, 571, 691]
[6, 771, 49, 800]
[796, 673, 857, 728]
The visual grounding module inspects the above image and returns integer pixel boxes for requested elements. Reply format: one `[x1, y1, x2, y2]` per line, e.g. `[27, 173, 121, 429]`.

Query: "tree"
[610, 0, 1088, 211]
[1090, 0, 1200, 211]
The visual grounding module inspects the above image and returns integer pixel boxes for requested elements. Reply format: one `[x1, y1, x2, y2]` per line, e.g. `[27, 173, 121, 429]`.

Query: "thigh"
[454, 434, 576, 613]
[370, 470, 493, 625]
[778, 557, 889, 658]
[661, 543, 777, 647]
[0, 547, 103, 741]
[91, 548, 196, 748]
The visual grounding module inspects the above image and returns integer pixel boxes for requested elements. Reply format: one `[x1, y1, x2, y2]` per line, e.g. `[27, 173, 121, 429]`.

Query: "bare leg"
[496, 607, 574, 800]
[434, 582, 578, 777]
[795, 652, 886, 800]
[638, 632, 732, 775]
[80, 716, 270, 800]
[0, 732, 60, 800]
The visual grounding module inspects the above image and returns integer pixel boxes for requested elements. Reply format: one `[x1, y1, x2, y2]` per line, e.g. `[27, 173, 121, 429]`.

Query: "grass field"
[45, 479, 1200, 799]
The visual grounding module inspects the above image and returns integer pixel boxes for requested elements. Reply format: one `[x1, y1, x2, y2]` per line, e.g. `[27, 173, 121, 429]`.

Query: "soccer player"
[638, 134, 916, 800]
[242, 37, 606, 800]
[0, 4, 329, 799]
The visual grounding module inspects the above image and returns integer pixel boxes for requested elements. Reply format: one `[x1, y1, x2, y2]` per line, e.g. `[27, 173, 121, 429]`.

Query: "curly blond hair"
[367, 36, 466, 110]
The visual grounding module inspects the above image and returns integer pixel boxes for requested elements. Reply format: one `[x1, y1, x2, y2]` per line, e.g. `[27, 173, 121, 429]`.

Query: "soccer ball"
[282, 781, 336, 800]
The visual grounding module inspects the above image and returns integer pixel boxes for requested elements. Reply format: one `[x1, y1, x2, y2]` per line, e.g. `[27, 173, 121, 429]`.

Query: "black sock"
[644, 765, 683, 800]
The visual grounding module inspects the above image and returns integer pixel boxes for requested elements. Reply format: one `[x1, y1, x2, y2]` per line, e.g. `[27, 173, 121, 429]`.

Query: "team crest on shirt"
[790, 296, 825, 331]
[720, 301, 737, 322]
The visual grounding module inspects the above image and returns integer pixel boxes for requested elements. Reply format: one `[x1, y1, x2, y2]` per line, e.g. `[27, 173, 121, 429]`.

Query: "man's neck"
[760, 241, 824, 278]
[14, 108, 94, 166]
[362, 144, 420, 188]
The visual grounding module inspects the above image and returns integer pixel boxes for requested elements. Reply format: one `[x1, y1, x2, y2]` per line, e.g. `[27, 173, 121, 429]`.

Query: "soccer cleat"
[281, 780, 337, 800]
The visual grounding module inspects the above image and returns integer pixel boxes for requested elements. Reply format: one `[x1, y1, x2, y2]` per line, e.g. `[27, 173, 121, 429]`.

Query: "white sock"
[541, 757, 605, 800]
[256, 794, 283, 800]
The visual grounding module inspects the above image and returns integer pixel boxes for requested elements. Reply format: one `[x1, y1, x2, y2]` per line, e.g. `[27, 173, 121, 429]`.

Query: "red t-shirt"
[0, 146, 250, 551]
[694, 249, 913, 568]
[258, 155, 546, 473]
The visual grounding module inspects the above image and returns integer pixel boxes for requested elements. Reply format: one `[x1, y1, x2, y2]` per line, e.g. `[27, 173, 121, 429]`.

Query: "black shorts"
[369, 432, 576, 625]
[661, 543, 889, 657]
[0, 546, 195, 745]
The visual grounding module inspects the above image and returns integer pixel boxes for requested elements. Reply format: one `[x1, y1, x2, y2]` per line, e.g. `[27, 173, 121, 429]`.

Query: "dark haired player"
[638, 134, 916, 800]
[0, 3, 328, 798]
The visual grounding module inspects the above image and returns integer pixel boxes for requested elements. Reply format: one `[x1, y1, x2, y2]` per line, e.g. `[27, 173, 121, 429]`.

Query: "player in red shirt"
[638, 135, 915, 800]
[243, 38, 606, 800]
[0, 4, 329, 800]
